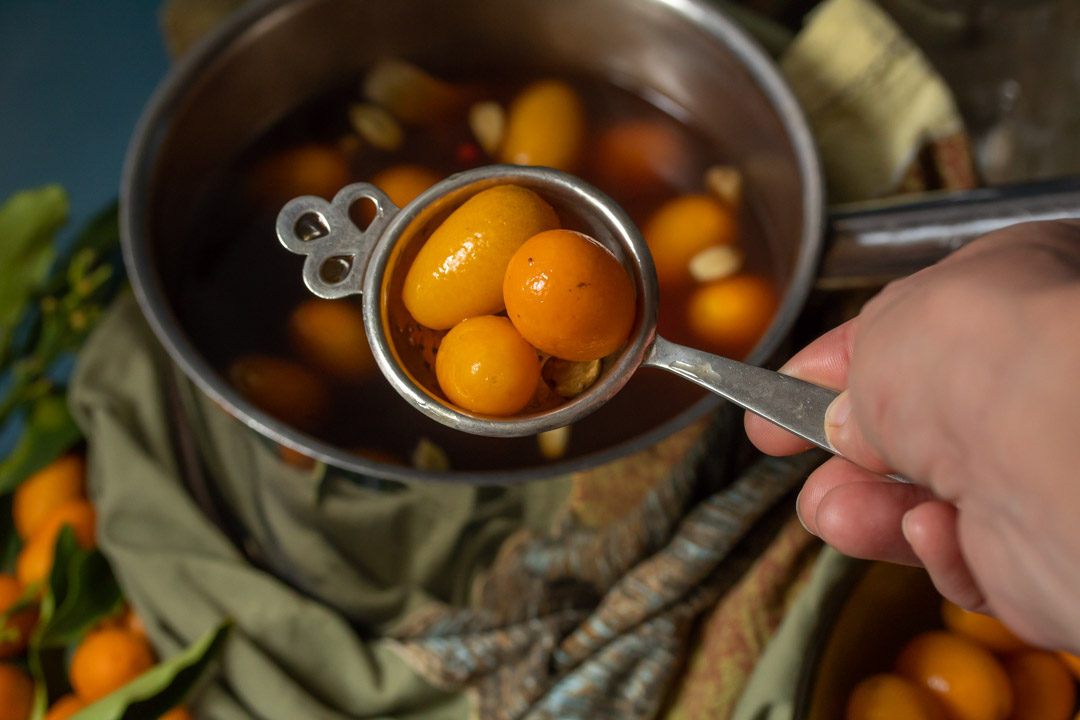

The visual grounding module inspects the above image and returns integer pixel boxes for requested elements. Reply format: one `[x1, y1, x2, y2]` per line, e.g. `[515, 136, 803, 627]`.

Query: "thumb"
[824, 390, 894, 475]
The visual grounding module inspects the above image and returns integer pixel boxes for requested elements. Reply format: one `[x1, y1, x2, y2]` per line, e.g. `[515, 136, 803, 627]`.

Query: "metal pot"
[121, 0, 1080, 485]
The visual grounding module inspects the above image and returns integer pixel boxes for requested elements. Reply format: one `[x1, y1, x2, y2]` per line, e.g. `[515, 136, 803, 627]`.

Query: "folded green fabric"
[70, 293, 823, 719]
[71, 294, 546, 718]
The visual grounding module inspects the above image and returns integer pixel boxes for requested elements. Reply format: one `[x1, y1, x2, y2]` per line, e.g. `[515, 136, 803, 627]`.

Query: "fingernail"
[795, 502, 809, 533]
[824, 390, 851, 447]
[900, 509, 914, 545]
[794, 489, 816, 537]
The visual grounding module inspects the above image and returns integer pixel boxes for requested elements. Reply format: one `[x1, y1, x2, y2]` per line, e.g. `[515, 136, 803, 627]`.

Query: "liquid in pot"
[173, 61, 779, 471]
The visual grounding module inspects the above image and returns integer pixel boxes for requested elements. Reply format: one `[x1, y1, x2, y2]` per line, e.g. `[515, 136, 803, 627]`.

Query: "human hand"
[745, 220, 1080, 653]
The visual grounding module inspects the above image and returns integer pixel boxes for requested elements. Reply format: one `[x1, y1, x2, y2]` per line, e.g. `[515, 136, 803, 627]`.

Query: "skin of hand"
[744, 220, 1080, 653]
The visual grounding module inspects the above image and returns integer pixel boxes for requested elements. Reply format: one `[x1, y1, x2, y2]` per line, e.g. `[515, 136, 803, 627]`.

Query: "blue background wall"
[0, 2, 170, 235]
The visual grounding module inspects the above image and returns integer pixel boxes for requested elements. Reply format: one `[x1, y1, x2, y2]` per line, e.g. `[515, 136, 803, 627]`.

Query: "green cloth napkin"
[71, 293, 822, 720]
[70, 294, 572, 718]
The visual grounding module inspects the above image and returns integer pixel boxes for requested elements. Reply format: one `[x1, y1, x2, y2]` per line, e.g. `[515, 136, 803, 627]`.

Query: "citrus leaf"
[69, 620, 232, 720]
[26, 526, 83, 720]
[36, 547, 122, 649]
[0, 393, 80, 493]
[39, 526, 82, 624]
[0, 492, 18, 572]
[0, 186, 68, 358]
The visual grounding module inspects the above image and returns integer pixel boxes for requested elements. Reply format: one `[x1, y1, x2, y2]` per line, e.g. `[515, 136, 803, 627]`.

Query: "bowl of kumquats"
[797, 561, 1080, 720]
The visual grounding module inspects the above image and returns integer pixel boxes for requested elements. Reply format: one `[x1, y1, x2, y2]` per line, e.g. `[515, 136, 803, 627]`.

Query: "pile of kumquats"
[846, 596, 1080, 720]
[0, 453, 197, 720]
[398, 183, 636, 417]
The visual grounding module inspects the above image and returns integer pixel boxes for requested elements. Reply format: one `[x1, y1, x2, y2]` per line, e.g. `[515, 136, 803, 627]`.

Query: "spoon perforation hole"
[295, 212, 329, 242]
[349, 197, 378, 231]
[320, 256, 353, 284]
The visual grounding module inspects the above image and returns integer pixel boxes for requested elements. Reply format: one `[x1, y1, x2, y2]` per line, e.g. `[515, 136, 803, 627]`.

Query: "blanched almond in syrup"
[547, 358, 602, 398]
[704, 165, 743, 208]
[411, 437, 451, 472]
[688, 245, 744, 283]
[537, 425, 571, 460]
[469, 101, 506, 156]
[348, 103, 404, 152]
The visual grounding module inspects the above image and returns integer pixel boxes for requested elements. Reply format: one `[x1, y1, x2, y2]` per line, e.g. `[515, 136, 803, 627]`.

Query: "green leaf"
[0, 186, 68, 357]
[0, 493, 19, 572]
[38, 526, 82, 625]
[0, 393, 80, 493]
[69, 620, 232, 720]
[26, 526, 83, 720]
[36, 548, 122, 649]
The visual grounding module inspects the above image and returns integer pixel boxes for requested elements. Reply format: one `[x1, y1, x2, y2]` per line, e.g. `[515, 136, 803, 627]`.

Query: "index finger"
[743, 316, 858, 455]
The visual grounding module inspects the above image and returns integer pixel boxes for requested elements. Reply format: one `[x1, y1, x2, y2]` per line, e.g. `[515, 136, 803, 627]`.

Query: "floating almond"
[411, 437, 451, 472]
[469, 101, 506, 156]
[537, 425, 571, 460]
[545, 358, 602, 398]
[705, 165, 744, 208]
[348, 103, 404, 152]
[688, 245, 744, 283]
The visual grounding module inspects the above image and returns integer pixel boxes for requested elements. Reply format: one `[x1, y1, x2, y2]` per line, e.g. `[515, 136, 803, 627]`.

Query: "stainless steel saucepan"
[121, 0, 1080, 484]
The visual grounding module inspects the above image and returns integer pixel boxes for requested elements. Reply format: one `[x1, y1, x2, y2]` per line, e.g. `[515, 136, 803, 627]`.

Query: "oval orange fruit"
[13, 454, 85, 541]
[402, 184, 559, 330]
[895, 631, 1013, 720]
[69, 627, 156, 702]
[499, 79, 585, 172]
[846, 673, 946, 720]
[1003, 650, 1076, 720]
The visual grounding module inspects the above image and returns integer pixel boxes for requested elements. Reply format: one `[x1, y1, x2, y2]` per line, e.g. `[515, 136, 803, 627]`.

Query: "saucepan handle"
[818, 175, 1080, 289]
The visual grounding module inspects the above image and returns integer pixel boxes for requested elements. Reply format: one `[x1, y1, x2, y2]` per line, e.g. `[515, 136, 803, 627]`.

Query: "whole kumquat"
[503, 229, 636, 362]
[1057, 651, 1080, 680]
[16, 499, 97, 589]
[14, 537, 53, 592]
[288, 298, 376, 383]
[0, 575, 35, 659]
[1003, 650, 1076, 720]
[643, 193, 737, 287]
[228, 355, 331, 432]
[356, 163, 442, 226]
[940, 600, 1031, 654]
[372, 163, 441, 207]
[0, 664, 33, 720]
[846, 673, 946, 720]
[69, 627, 156, 702]
[402, 184, 559, 330]
[894, 631, 1013, 720]
[685, 274, 777, 359]
[43, 695, 85, 720]
[34, 499, 96, 549]
[249, 143, 351, 206]
[590, 119, 687, 200]
[498, 79, 586, 172]
[13, 454, 85, 541]
[434, 315, 541, 416]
